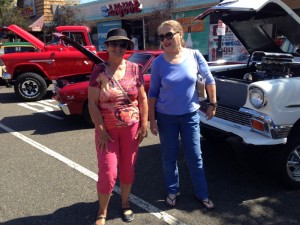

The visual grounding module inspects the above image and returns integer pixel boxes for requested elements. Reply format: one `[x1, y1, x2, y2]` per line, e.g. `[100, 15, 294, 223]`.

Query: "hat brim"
[105, 36, 133, 45]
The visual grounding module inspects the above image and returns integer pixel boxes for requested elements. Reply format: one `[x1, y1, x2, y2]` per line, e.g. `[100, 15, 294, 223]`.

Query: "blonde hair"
[158, 20, 185, 47]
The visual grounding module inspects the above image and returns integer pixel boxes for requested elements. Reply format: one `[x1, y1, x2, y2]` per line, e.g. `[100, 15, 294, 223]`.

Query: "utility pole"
[216, 20, 225, 60]
[216, 0, 225, 60]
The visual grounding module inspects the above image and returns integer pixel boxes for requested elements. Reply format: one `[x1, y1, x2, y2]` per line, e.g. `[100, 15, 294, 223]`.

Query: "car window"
[280, 38, 299, 55]
[3, 46, 35, 54]
[128, 54, 152, 67]
[145, 67, 151, 75]
[62, 32, 87, 46]
[260, 24, 299, 56]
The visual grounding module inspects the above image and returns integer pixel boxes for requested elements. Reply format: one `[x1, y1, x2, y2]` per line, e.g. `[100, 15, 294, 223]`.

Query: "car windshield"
[279, 38, 299, 56]
[127, 53, 152, 67]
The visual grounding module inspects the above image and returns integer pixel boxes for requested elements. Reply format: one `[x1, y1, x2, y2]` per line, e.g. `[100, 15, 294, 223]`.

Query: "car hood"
[5, 24, 45, 51]
[195, 0, 300, 54]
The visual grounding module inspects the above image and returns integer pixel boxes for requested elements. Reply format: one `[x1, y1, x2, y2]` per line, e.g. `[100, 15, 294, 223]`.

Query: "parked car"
[195, 0, 300, 188]
[52, 33, 163, 124]
[0, 41, 36, 55]
[0, 42, 37, 86]
[0, 25, 135, 101]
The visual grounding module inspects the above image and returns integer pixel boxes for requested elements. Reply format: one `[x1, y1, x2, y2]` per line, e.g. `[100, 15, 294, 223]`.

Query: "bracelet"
[209, 102, 217, 107]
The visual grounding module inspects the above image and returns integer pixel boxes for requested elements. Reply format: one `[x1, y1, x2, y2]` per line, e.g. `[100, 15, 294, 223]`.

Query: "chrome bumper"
[200, 101, 291, 145]
[58, 102, 70, 115]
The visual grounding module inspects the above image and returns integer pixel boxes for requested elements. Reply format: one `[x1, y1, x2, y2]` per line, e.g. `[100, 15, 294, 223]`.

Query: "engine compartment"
[212, 51, 300, 82]
[209, 51, 300, 109]
[243, 51, 294, 82]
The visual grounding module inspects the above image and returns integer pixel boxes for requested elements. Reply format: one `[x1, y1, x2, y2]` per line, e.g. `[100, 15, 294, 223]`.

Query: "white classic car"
[196, 0, 300, 188]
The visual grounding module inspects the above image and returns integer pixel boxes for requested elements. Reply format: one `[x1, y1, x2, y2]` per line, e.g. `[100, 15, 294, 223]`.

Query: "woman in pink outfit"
[88, 28, 148, 225]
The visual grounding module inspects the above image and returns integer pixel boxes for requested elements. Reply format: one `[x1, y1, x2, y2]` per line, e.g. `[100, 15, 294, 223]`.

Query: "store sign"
[174, 9, 209, 56]
[22, 0, 36, 17]
[101, 0, 142, 17]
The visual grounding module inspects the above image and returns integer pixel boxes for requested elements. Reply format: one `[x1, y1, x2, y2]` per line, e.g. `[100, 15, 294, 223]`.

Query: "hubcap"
[286, 145, 300, 181]
[21, 80, 39, 97]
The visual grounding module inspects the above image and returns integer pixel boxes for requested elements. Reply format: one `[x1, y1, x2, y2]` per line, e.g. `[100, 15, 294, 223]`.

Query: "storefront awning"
[28, 15, 45, 32]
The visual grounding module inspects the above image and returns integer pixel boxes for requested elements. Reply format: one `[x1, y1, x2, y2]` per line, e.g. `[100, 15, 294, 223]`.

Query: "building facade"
[76, 0, 219, 58]
[75, 0, 300, 61]
[14, 0, 300, 60]
[17, 0, 79, 32]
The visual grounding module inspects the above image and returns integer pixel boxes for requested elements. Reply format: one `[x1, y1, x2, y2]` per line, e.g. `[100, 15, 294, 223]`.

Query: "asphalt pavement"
[0, 85, 300, 225]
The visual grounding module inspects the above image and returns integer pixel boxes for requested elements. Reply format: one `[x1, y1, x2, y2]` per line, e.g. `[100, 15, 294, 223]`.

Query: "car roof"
[4, 25, 45, 50]
[1, 42, 34, 47]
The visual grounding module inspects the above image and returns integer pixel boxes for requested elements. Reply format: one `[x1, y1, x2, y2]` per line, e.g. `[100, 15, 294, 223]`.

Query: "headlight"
[249, 87, 267, 108]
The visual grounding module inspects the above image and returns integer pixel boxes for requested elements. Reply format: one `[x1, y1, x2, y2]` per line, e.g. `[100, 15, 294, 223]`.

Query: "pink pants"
[95, 122, 139, 194]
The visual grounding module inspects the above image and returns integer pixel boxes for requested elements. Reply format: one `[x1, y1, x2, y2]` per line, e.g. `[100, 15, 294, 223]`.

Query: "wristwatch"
[209, 102, 217, 107]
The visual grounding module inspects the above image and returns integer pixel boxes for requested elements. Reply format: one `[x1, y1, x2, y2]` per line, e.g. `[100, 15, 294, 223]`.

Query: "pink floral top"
[89, 61, 144, 130]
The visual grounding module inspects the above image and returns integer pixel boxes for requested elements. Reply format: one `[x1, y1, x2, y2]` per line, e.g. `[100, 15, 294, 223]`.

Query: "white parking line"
[0, 122, 186, 225]
[38, 100, 60, 109]
[18, 103, 64, 120]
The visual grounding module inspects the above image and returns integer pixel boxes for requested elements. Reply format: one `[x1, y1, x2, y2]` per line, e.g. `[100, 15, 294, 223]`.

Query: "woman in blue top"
[148, 20, 216, 210]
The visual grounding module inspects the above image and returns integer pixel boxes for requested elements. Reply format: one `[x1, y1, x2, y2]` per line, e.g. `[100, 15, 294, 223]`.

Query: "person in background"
[131, 34, 139, 50]
[88, 28, 148, 225]
[148, 20, 216, 210]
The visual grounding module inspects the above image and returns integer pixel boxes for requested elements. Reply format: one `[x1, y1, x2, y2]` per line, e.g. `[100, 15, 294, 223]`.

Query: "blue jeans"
[156, 110, 208, 200]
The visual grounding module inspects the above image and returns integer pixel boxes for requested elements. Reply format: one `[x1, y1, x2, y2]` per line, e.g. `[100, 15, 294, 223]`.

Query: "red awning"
[28, 15, 45, 32]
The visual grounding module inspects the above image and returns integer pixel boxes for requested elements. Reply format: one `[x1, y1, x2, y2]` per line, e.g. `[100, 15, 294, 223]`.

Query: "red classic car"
[52, 35, 162, 124]
[0, 25, 136, 101]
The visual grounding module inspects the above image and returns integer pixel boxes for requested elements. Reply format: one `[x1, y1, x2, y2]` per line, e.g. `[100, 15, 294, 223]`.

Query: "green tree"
[52, 4, 86, 27]
[146, 0, 180, 30]
[0, 0, 30, 28]
[145, 0, 180, 48]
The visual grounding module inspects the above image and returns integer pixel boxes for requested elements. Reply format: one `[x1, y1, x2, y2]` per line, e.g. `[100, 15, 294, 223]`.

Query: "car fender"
[244, 78, 300, 125]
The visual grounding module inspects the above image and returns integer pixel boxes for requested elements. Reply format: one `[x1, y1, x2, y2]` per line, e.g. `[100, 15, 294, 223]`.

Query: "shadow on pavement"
[0, 88, 54, 104]
[1, 201, 98, 225]
[134, 138, 300, 225]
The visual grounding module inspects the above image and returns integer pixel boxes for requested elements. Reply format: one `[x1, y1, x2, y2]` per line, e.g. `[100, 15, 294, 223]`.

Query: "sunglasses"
[108, 41, 129, 49]
[159, 31, 179, 42]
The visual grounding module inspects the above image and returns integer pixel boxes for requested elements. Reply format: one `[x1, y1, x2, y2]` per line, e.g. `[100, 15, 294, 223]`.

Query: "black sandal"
[121, 207, 134, 223]
[165, 193, 180, 207]
[93, 215, 106, 225]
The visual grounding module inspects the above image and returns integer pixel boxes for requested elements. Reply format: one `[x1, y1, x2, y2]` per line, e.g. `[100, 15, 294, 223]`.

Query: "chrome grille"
[200, 101, 252, 127]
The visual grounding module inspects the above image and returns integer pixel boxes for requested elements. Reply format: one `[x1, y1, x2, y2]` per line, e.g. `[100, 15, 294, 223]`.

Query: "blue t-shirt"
[148, 49, 215, 115]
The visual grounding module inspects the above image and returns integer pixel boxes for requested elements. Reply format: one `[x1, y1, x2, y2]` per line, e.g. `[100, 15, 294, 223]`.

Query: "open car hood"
[195, 0, 300, 54]
[5, 24, 45, 51]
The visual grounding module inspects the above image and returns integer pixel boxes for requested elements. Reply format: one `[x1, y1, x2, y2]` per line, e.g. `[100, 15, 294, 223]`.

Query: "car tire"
[83, 102, 94, 127]
[14, 72, 47, 102]
[277, 135, 300, 189]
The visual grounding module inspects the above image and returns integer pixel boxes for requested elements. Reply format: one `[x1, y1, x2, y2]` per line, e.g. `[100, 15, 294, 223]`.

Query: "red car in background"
[52, 34, 162, 124]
